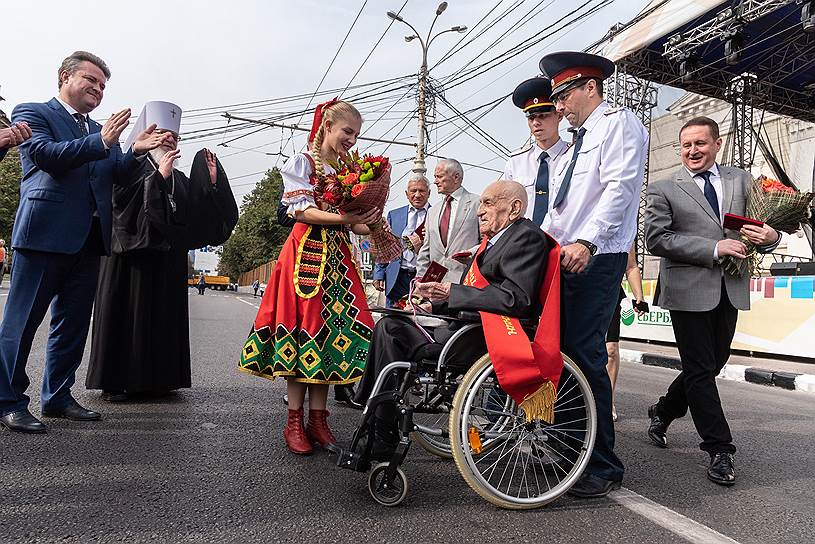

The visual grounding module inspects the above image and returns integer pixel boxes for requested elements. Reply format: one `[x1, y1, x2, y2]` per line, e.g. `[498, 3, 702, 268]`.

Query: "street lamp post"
[387, 3, 466, 177]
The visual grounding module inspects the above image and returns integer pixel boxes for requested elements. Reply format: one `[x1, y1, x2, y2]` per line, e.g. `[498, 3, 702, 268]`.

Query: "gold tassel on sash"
[519, 381, 556, 424]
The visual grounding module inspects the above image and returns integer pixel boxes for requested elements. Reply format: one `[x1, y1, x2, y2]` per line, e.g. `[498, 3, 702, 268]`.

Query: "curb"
[619, 349, 815, 394]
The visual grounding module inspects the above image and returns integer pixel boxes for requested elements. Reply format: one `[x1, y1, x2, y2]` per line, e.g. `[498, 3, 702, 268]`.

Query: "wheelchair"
[335, 310, 597, 509]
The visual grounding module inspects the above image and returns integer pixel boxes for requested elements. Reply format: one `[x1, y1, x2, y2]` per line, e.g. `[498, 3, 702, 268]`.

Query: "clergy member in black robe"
[86, 110, 238, 397]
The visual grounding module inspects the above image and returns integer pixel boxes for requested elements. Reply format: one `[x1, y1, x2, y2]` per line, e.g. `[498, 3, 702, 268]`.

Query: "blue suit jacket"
[373, 204, 429, 297]
[11, 98, 137, 255]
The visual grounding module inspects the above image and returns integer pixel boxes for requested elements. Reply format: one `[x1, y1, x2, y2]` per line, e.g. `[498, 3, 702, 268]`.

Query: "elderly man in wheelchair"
[337, 180, 598, 508]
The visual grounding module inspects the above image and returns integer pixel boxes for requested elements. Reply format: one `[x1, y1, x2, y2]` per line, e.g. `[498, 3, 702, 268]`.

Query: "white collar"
[446, 186, 465, 201]
[55, 96, 83, 118]
[685, 163, 720, 179]
[487, 221, 514, 246]
[409, 203, 429, 213]
[535, 137, 565, 159]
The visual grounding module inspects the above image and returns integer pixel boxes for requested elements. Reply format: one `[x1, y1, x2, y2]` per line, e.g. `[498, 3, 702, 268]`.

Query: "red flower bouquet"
[722, 175, 813, 277]
[313, 151, 402, 263]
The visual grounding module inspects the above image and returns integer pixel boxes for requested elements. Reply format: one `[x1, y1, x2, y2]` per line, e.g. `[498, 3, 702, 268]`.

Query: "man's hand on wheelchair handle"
[413, 281, 451, 302]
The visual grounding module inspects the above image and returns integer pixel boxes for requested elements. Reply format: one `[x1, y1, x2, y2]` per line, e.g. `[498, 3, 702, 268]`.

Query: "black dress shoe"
[334, 384, 363, 409]
[41, 399, 101, 421]
[647, 403, 670, 448]
[707, 452, 736, 486]
[567, 474, 622, 498]
[101, 391, 128, 402]
[0, 410, 47, 434]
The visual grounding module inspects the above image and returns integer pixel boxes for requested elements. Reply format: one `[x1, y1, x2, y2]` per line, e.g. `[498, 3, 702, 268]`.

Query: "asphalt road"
[1, 286, 813, 543]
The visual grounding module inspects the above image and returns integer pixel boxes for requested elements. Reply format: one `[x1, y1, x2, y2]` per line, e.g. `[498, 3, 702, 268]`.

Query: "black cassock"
[86, 150, 238, 394]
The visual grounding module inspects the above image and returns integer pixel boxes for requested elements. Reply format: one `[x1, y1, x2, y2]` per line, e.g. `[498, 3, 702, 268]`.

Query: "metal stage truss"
[606, 66, 658, 271]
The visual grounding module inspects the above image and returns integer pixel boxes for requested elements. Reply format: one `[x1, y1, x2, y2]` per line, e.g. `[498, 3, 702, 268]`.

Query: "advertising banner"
[620, 276, 815, 360]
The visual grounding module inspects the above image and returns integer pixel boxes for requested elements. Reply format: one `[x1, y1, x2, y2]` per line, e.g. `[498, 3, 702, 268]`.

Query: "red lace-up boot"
[283, 408, 313, 455]
[305, 409, 337, 448]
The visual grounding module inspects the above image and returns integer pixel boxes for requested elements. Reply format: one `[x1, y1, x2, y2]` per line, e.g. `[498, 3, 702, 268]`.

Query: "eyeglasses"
[553, 81, 589, 105]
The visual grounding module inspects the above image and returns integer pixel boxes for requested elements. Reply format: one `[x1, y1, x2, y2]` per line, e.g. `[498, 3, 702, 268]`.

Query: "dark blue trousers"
[385, 267, 415, 308]
[560, 252, 627, 482]
[0, 222, 102, 415]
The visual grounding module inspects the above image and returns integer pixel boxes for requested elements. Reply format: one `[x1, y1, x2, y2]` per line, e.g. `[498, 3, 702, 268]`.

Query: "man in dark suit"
[0, 51, 167, 433]
[373, 175, 430, 307]
[644, 116, 779, 485]
[355, 180, 550, 456]
[0, 121, 33, 161]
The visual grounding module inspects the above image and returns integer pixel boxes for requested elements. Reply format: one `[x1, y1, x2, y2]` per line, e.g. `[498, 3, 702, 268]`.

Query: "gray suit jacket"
[645, 165, 775, 312]
[416, 187, 480, 283]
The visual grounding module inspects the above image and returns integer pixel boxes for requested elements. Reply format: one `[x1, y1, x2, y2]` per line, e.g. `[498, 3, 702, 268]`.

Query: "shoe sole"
[0, 422, 47, 434]
[707, 474, 736, 486]
[567, 480, 622, 499]
[647, 432, 668, 448]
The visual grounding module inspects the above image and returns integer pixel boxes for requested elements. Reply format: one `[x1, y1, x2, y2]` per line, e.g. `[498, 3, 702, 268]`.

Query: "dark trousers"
[656, 288, 738, 455]
[0, 221, 103, 415]
[385, 268, 415, 308]
[560, 252, 627, 482]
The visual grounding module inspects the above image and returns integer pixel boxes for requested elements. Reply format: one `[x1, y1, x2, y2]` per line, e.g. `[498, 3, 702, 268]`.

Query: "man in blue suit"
[373, 176, 430, 307]
[0, 51, 169, 433]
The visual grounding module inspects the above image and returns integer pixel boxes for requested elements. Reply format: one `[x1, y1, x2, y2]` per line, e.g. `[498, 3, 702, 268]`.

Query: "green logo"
[621, 308, 635, 326]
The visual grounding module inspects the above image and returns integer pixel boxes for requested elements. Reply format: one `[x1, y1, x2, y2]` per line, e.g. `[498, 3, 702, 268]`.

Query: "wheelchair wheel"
[368, 463, 408, 507]
[449, 353, 596, 509]
[408, 385, 453, 459]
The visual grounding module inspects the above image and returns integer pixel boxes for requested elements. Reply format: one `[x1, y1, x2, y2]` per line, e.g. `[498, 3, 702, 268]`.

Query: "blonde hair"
[309, 100, 362, 177]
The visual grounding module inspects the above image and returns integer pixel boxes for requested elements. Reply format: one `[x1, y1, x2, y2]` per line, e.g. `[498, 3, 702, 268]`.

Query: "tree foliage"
[219, 168, 290, 279]
[0, 148, 22, 242]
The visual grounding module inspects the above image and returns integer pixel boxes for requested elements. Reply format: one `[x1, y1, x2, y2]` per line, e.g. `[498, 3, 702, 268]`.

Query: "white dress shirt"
[503, 138, 568, 225]
[542, 101, 649, 254]
[687, 163, 725, 259]
[54, 97, 112, 150]
[401, 204, 428, 269]
[441, 185, 466, 239]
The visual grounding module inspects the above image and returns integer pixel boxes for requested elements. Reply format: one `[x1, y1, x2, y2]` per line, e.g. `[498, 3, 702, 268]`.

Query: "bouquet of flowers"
[313, 151, 402, 263]
[722, 175, 814, 277]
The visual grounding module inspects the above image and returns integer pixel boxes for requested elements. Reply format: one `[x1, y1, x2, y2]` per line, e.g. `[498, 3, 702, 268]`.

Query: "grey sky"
[1, 0, 676, 210]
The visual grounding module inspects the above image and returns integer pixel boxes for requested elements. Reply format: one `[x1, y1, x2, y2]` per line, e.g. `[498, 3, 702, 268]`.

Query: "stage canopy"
[590, 0, 815, 123]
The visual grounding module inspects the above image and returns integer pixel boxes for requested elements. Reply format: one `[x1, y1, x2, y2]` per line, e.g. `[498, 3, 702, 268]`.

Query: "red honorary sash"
[463, 233, 562, 423]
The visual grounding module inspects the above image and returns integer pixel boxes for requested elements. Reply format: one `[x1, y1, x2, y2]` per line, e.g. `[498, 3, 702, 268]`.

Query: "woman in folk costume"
[239, 99, 384, 455]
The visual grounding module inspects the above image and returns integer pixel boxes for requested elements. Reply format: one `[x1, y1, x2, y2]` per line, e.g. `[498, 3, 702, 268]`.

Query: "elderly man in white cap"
[86, 101, 239, 401]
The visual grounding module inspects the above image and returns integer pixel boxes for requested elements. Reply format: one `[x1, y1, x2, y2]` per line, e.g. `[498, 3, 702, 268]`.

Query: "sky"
[0, 0, 682, 211]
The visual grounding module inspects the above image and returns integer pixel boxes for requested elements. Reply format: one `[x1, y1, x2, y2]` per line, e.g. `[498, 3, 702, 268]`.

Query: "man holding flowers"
[644, 116, 780, 487]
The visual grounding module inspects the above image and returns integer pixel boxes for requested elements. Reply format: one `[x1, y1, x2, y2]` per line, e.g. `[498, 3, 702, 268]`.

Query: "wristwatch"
[575, 239, 597, 255]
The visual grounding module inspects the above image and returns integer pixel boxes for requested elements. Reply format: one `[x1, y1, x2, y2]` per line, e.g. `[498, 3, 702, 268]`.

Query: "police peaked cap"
[512, 77, 556, 116]
[538, 51, 615, 98]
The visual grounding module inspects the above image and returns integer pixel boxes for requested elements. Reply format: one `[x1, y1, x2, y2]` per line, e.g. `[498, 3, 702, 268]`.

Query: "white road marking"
[610, 487, 741, 544]
[236, 297, 259, 309]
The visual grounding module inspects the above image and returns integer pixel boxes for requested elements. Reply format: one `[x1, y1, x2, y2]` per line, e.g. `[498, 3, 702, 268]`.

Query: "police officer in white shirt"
[538, 51, 649, 499]
[503, 76, 568, 228]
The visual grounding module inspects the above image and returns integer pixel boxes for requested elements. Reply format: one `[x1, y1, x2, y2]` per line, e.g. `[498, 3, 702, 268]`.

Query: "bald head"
[477, 180, 528, 238]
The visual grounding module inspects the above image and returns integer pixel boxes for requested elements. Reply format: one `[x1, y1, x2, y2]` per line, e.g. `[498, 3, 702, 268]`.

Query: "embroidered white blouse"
[280, 153, 336, 216]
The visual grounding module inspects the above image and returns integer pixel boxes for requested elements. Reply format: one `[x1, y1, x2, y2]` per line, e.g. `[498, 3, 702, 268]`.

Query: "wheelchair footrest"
[335, 447, 369, 472]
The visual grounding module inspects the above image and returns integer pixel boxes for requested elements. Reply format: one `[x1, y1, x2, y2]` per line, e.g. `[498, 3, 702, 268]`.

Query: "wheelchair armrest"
[456, 310, 481, 322]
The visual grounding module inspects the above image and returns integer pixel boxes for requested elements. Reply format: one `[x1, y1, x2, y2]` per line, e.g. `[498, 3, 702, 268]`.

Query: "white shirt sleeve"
[280, 153, 317, 214]
[576, 112, 648, 246]
[503, 158, 513, 180]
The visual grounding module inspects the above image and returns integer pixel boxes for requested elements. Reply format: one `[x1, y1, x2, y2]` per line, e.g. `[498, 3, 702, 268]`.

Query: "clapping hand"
[100, 109, 131, 147]
[204, 149, 218, 185]
[132, 124, 173, 155]
[158, 148, 181, 179]
[0, 122, 33, 149]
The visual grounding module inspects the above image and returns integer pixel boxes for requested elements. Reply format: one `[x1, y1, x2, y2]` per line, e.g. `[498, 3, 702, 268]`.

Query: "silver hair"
[407, 174, 430, 188]
[58, 51, 111, 89]
[438, 158, 464, 181]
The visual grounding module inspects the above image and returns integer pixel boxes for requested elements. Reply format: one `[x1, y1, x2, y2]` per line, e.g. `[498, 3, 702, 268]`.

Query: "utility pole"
[387, 3, 466, 177]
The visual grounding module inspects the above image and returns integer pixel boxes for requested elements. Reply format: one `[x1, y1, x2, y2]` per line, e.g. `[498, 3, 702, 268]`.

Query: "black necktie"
[698, 171, 719, 219]
[73, 113, 88, 137]
[532, 151, 549, 226]
[552, 127, 586, 209]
